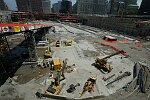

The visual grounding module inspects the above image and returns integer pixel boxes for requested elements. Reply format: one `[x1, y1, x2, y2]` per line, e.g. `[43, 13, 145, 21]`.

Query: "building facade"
[52, 1, 62, 13]
[138, 0, 150, 15]
[60, 0, 72, 13]
[0, 0, 9, 11]
[77, 0, 107, 15]
[16, 0, 30, 12]
[16, 0, 51, 13]
[108, 0, 137, 14]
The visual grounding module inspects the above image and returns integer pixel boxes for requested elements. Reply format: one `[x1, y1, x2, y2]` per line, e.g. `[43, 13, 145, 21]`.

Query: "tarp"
[8, 26, 14, 32]
[0, 23, 49, 27]
[95, 42, 127, 56]
[0, 23, 50, 33]
[14, 26, 21, 32]
[0, 26, 2, 32]
[2, 26, 9, 32]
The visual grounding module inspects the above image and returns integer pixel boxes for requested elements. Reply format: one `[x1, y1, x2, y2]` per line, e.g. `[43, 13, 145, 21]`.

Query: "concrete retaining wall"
[77, 15, 150, 38]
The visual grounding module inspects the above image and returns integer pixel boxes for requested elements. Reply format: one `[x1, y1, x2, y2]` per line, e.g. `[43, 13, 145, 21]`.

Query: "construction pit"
[0, 21, 150, 100]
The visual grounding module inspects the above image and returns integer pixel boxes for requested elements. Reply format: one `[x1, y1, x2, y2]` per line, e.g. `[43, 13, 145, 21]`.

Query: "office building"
[60, 0, 72, 13]
[77, 0, 107, 15]
[0, 0, 9, 11]
[16, 0, 51, 13]
[138, 0, 150, 15]
[52, 1, 61, 13]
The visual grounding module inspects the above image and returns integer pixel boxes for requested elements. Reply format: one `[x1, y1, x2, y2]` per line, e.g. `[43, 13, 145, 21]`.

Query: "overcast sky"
[4, 0, 142, 11]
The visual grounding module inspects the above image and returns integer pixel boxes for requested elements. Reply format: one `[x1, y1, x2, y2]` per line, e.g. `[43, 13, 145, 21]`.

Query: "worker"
[51, 77, 59, 87]
[49, 72, 53, 78]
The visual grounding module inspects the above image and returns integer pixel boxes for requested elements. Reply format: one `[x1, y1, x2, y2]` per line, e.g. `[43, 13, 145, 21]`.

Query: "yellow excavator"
[93, 50, 125, 73]
[35, 77, 65, 98]
[44, 41, 52, 58]
[45, 77, 64, 95]
[80, 76, 97, 98]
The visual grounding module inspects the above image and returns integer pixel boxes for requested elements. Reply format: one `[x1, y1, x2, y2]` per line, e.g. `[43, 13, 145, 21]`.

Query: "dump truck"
[93, 50, 125, 73]
[56, 40, 61, 47]
[65, 40, 72, 46]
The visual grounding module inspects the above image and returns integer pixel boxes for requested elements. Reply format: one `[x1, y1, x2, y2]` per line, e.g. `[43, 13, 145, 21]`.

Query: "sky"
[4, 0, 142, 11]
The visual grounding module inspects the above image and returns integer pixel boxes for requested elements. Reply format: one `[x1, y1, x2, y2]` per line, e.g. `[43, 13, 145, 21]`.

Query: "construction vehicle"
[56, 40, 61, 47]
[45, 77, 64, 95]
[93, 50, 125, 73]
[51, 59, 63, 71]
[36, 77, 65, 98]
[80, 76, 97, 98]
[67, 83, 80, 93]
[65, 40, 72, 46]
[44, 42, 52, 58]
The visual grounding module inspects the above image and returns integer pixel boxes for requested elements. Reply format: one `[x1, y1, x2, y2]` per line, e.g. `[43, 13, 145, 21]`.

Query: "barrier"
[95, 42, 127, 56]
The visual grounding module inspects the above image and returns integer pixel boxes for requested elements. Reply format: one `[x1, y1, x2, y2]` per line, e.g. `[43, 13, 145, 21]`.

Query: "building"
[60, 0, 72, 13]
[109, 0, 138, 14]
[72, 3, 77, 14]
[16, 0, 51, 13]
[138, 0, 150, 15]
[52, 1, 62, 13]
[16, 0, 30, 12]
[77, 0, 107, 15]
[0, 0, 9, 11]
[109, 0, 125, 14]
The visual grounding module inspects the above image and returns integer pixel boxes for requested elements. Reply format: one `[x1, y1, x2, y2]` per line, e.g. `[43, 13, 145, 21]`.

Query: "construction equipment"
[80, 76, 97, 98]
[67, 83, 80, 93]
[36, 83, 65, 98]
[103, 74, 115, 81]
[45, 77, 61, 95]
[51, 59, 63, 71]
[93, 50, 125, 73]
[65, 40, 72, 46]
[44, 42, 52, 58]
[106, 71, 131, 86]
[56, 40, 61, 47]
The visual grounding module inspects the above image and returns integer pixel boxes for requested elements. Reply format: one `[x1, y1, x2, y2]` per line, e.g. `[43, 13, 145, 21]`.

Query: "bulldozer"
[65, 40, 72, 46]
[93, 50, 125, 73]
[56, 40, 61, 47]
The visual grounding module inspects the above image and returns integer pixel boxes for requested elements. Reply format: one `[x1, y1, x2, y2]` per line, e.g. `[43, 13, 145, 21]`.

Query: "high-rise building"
[72, 2, 77, 14]
[138, 0, 150, 15]
[0, 0, 9, 11]
[109, 0, 138, 14]
[52, 1, 62, 13]
[16, 0, 51, 13]
[16, 0, 30, 12]
[60, 0, 72, 13]
[77, 0, 107, 15]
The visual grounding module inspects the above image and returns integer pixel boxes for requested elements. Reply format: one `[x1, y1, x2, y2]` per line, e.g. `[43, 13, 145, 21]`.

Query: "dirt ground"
[14, 65, 50, 84]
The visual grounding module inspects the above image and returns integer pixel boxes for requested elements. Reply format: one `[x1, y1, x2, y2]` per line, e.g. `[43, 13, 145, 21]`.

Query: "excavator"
[44, 41, 52, 58]
[36, 74, 65, 98]
[93, 50, 125, 73]
[80, 76, 97, 98]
